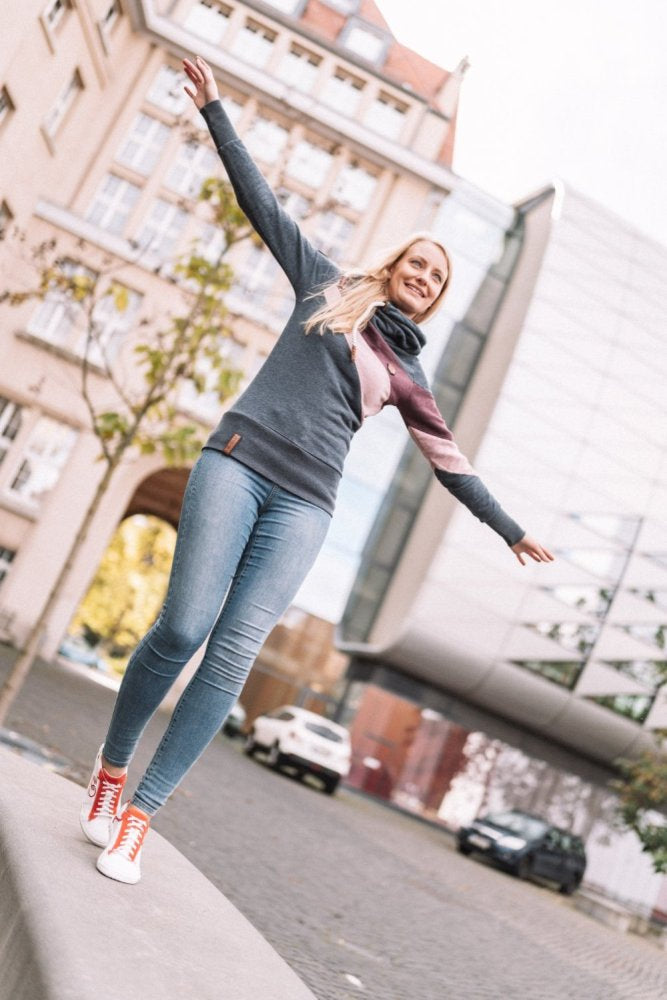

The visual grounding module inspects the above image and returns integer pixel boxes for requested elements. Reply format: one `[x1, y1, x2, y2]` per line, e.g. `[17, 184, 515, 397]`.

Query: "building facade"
[336, 185, 667, 916]
[0, 0, 467, 656]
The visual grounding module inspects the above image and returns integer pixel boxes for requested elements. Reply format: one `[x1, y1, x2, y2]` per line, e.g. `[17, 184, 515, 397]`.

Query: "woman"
[80, 57, 553, 884]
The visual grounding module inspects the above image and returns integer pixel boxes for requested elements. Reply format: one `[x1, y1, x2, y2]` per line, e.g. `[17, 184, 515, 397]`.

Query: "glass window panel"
[510, 660, 583, 689]
[243, 117, 289, 164]
[0, 397, 22, 466]
[332, 163, 377, 212]
[602, 660, 667, 691]
[43, 69, 82, 138]
[586, 694, 653, 723]
[0, 546, 15, 587]
[146, 65, 189, 115]
[364, 93, 408, 141]
[277, 45, 321, 92]
[311, 210, 354, 259]
[184, 1, 231, 44]
[27, 260, 97, 346]
[9, 417, 77, 506]
[618, 624, 666, 651]
[342, 26, 385, 62]
[286, 140, 333, 187]
[164, 141, 219, 197]
[86, 174, 141, 235]
[558, 548, 627, 581]
[115, 113, 170, 175]
[525, 622, 600, 656]
[134, 198, 188, 263]
[230, 21, 277, 68]
[571, 513, 642, 546]
[321, 69, 365, 116]
[76, 286, 142, 366]
[545, 585, 615, 619]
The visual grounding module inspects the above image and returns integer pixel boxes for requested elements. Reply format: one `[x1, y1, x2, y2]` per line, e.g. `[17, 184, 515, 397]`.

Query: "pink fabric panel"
[344, 333, 391, 418]
[408, 425, 476, 475]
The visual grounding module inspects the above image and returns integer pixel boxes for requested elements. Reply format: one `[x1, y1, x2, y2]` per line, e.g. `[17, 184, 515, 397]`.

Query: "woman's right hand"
[183, 56, 219, 110]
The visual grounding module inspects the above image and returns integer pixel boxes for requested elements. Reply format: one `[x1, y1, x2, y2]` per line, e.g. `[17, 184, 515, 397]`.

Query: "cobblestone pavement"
[3, 651, 667, 1000]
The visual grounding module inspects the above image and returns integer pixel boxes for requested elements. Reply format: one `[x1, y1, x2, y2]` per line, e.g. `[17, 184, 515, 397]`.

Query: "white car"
[244, 705, 351, 795]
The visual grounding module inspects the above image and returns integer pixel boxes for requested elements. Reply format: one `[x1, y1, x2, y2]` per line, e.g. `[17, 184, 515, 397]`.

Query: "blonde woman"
[79, 56, 553, 883]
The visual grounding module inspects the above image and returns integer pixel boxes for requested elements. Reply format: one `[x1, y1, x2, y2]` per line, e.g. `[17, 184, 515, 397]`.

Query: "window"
[134, 199, 188, 264]
[586, 694, 653, 724]
[276, 188, 310, 221]
[510, 660, 584, 689]
[0, 200, 13, 240]
[43, 69, 83, 140]
[321, 69, 365, 116]
[230, 20, 277, 68]
[525, 621, 600, 656]
[365, 93, 408, 141]
[0, 86, 15, 129]
[76, 286, 142, 367]
[146, 65, 190, 116]
[232, 246, 292, 321]
[262, 0, 302, 12]
[332, 162, 377, 211]
[618, 624, 666, 651]
[286, 140, 333, 187]
[320, 0, 358, 11]
[43, 0, 71, 31]
[0, 398, 23, 466]
[0, 547, 15, 587]
[628, 589, 667, 610]
[192, 221, 226, 265]
[570, 513, 641, 546]
[115, 114, 170, 176]
[545, 584, 615, 619]
[557, 548, 627, 581]
[311, 211, 354, 258]
[244, 117, 289, 164]
[27, 260, 97, 348]
[603, 660, 667, 690]
[277, 44, 321, 92]
[341, 25, 388, 63]
[8, 417, 77, 507]
[165, 142, 219, 198]
[86, 174, 141, 235]
[184, 1, 232, 44]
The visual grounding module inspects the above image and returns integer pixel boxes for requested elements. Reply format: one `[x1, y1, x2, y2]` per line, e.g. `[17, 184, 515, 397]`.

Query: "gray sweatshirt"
[200, 100, 524, 546]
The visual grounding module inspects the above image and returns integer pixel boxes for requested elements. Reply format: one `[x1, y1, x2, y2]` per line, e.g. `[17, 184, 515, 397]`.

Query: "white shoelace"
[92, 780, 121, 819]
[115, 812, 148, 859]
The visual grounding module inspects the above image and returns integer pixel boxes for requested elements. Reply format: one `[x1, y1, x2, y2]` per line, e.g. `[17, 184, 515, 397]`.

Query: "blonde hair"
[304, 232, 452, 336]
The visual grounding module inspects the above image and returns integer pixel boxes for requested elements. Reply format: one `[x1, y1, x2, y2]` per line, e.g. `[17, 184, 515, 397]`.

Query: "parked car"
[222, 702, 247, 738]
[244, 705, 351, 795]
[456, 809, 586, 894]
[58, 636, 108, 672]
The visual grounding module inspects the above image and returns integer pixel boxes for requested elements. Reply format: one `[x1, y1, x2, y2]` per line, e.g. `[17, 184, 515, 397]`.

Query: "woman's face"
[386, 240, 449, 319]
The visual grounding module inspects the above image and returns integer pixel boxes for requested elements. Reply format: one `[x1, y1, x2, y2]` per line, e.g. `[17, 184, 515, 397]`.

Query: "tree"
[613, 747, 667, 873]
[0, 176, 255, 723]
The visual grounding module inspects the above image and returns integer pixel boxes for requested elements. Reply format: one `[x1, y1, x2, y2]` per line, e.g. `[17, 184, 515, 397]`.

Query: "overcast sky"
[378, 0, 667, 246]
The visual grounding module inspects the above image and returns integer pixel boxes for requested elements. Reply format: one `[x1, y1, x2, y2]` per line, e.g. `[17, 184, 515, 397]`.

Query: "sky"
[378, 0, 667, 246]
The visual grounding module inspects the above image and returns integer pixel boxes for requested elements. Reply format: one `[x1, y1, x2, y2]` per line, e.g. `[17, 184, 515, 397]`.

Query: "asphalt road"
[2, 650, 666, 1000]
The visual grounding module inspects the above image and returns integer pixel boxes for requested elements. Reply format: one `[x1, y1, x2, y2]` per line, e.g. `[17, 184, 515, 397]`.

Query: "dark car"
[456, 809, 586, 894]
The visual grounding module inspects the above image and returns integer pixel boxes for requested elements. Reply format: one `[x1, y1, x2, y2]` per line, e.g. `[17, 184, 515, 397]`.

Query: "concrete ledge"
[0, 748, 316, 1000]
[574, 889, 634, 933]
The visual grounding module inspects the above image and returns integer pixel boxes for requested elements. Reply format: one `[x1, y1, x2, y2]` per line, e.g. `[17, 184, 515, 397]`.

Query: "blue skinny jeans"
[102, 449, 330, 814]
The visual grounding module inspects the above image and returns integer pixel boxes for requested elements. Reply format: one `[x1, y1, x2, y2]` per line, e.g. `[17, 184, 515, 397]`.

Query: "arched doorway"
[60, 467, 190, 676]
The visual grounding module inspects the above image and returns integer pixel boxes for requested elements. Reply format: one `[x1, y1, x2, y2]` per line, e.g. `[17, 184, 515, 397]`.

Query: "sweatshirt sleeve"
[200, 99, 336, 295]
[397, 381, 525, 546]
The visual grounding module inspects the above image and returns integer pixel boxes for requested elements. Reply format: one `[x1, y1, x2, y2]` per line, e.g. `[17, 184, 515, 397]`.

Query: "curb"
[0, 748, 316, 1000]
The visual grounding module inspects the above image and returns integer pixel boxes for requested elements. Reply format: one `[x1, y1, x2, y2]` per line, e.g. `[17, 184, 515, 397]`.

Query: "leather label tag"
[223, 433, 241, 455]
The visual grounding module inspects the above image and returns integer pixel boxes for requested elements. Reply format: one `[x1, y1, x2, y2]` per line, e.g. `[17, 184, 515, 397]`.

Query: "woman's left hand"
[510, 535, 555, 565]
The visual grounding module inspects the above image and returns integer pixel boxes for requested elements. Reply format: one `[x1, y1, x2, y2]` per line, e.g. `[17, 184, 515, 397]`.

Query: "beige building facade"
[0, 0, 466, 658]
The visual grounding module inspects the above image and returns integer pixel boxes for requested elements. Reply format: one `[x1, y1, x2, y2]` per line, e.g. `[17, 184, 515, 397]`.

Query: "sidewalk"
[0, 746, 316, 1000]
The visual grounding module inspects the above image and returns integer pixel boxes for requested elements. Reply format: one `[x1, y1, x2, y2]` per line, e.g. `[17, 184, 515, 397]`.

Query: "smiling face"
[386, 240, 449, 320]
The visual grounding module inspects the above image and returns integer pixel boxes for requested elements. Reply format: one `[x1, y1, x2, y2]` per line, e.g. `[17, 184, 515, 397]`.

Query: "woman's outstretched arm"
[183, 56, 337, 294]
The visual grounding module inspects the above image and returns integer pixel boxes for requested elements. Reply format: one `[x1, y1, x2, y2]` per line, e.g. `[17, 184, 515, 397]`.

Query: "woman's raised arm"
[182, 57, 337, 296]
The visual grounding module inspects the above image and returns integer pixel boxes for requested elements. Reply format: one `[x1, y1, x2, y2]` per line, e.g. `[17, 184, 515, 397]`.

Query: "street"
[2, 651, 667, 1000]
